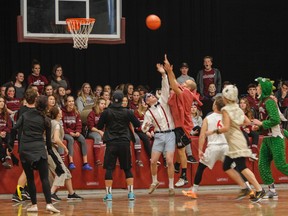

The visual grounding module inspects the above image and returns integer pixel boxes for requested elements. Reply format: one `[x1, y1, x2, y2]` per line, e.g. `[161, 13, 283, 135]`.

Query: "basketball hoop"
[66, 18, 96, 49]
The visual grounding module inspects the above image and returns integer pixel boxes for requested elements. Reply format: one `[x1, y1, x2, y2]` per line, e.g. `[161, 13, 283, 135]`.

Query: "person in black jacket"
[9, 95, 60, 213]
[97, 90, 140, 202]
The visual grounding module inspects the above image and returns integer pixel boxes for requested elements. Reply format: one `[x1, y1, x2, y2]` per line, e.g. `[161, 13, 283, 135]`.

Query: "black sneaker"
[187, 155, 198, 164]
[236, 188, 251, 200]
[174, 163, 180, 173]
[68, 192, 83, 200]
[51, 193, 62, 201]
[21, 189, 31, 200]
[12, 193, 22, 203]
[250, 189, 266, 203]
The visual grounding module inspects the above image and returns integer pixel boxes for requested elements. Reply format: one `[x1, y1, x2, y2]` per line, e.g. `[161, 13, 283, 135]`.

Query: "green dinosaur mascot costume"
[254, 77, 288, 199]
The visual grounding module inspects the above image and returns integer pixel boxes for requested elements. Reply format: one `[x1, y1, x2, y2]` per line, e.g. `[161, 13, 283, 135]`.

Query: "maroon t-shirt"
[203, 69, 215, 96]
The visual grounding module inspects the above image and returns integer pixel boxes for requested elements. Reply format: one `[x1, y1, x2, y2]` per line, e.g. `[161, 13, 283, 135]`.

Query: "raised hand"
[156, 63, 165, 74]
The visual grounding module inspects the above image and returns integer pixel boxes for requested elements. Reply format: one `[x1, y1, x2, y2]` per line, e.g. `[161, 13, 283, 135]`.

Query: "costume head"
[255, 77, 275, 100]
[222, 85, 238, 102]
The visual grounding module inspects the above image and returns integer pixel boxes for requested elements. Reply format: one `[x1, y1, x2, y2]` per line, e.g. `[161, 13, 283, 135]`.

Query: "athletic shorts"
[200, 144, 228, 170]
[152, 131, 175, 153]
[174, 127, 191, 149]
[103, 141, 131, 170]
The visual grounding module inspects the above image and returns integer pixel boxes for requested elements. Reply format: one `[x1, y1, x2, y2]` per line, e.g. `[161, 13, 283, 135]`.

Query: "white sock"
[169, 178, 174, 189]
[106, 186, 112, 194]
[128, 185, 133, 192]
[245, 181, 252, 190]
[192, 184, 199, 193]
[152, 175, 158, 184]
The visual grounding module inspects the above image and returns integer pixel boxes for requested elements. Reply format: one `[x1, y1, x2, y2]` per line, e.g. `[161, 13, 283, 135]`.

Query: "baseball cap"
[180, 62, 189, 68]
[112, 90, 124, 103]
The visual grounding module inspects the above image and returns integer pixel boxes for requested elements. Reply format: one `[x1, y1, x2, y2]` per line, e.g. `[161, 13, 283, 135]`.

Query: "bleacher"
[0, 136, 287, 194]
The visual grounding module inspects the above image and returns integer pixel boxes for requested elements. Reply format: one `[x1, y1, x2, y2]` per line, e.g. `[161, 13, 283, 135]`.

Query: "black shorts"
[103, 141, 132, 170]
[174, 127, 191, 149]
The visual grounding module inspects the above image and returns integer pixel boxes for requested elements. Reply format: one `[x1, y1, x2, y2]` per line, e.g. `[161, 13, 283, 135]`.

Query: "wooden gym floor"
[1, 184, 287, 216]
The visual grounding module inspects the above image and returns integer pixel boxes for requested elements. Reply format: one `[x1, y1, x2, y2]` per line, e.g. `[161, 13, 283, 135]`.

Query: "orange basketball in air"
[146, 14, 161, 30]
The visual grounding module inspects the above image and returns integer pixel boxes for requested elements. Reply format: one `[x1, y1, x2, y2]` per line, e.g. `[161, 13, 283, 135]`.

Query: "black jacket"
[97, 103, 140, 143]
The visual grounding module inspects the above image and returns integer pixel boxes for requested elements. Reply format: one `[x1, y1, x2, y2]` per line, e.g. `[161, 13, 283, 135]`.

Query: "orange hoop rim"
[66, 18, 95, 24]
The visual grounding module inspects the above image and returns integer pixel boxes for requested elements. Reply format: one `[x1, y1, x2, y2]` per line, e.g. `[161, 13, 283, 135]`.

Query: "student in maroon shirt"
[62, 95, 93, 171]
[4, 85, 21, 124]
[196, 56, 222, 97]
[27, 59, 48, 95]
[245, 83, 260, 118]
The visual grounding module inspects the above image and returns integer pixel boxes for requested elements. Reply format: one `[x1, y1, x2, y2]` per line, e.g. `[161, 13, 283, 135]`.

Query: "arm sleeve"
[159, 74, 170, 104]
[75, 97, 84, 112]
[45, 120, 52, 151]
[8, 115, 24, 151]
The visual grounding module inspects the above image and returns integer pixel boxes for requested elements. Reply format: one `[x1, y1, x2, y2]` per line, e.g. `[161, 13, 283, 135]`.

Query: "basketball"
[146, 14, 161, 30]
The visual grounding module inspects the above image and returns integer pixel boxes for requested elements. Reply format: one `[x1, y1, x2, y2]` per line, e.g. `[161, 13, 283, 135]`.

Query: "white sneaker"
[175, 178, 188, 187]
[263, 190, 278, 199]
[27, 204, 38, 212]
[46, 204, 60, 213]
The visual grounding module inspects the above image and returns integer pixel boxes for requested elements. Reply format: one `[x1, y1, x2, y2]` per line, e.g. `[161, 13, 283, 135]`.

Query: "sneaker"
[103, 194, 113, 201]
[12, 193, 22, 203]
[21, 189, 31, 200]
[250, 189, 266, 203]
[182, 190, 198, 199]
[236, 188, 252, 200]
[174, 163, 180, 173]
[136, 160, 144, 167]
[175, 178, 189, 187]
[128, 192, 135, 200]
[46, 203, 60, 213]
[82, 163, 93, 171]
[249, 190, 255, 199]
[168, 188, 175, 196]
[187, 155, 198, 164]
[95, 160, 103, 166]
[68, 162, 76, 170]
[148, 181, 160, 194]
[2, 161, 12, 169]
[68, 192, 83, 200]
[27, 204, 38, 212]
[51, 193, 61, 201]
[263, 190, 278, 199]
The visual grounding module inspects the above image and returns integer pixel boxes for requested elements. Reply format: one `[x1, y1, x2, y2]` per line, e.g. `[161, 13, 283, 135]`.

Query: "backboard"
[18, 0, 125, 44]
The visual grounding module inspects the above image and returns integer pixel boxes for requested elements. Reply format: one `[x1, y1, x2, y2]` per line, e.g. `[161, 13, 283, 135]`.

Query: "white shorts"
[200, 144, 228, 170]
[152, 132, 176, 153]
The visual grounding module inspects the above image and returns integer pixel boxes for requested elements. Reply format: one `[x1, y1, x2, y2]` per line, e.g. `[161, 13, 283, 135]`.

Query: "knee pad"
[105, 169, 113, 180]
[124, 169, 133, 179]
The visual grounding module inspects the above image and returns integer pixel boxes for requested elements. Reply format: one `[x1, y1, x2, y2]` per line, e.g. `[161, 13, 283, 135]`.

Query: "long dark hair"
[36, 95, 51, 127]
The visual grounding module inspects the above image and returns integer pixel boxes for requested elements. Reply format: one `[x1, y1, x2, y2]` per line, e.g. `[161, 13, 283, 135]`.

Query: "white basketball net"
[66, 18, 95, 49]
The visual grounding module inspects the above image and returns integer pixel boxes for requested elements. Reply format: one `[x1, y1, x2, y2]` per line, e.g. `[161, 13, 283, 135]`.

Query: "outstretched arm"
[163, 54, 181, 95]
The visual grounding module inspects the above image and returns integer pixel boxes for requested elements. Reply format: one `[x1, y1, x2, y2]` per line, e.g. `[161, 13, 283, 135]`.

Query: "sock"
[106, 187, 112, 194]
[181, 168, 187, 178]
[128, 185, 133, 193]
[192, 184, 199, 193]
[152, 175, 158, 184]
[169, 178, 174, 189]
[245, 181, 252, 190]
